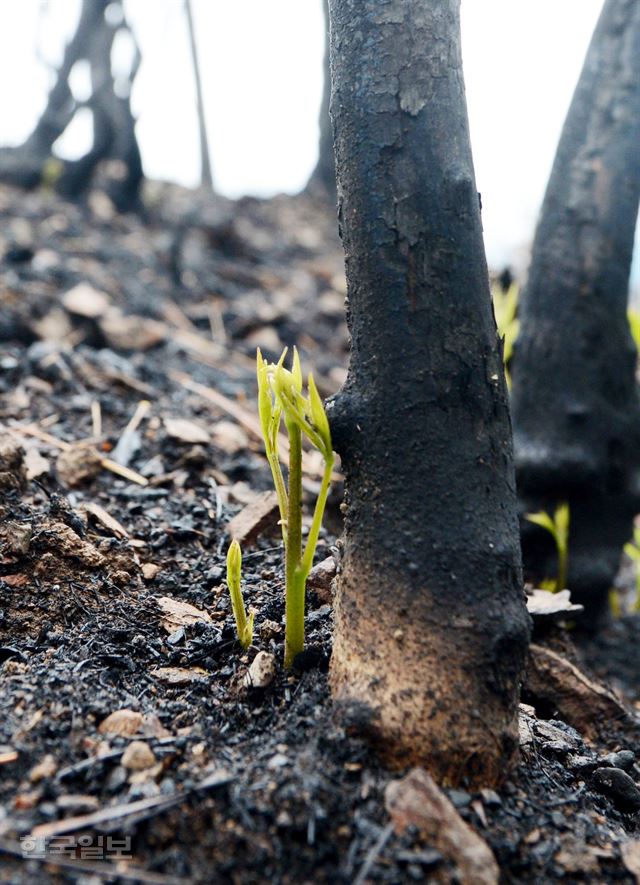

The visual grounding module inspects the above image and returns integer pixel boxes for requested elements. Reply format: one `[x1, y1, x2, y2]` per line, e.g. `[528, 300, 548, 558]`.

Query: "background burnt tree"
[327, 0, 530, 785]
[511, 0, 640, 619]
[185, 0, 213, 189]
[0, 0, 143, 212]
[305, 0, 336, 203]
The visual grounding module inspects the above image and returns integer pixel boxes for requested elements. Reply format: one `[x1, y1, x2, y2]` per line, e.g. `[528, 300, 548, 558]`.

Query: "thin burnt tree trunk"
[511, 0, 640, 619]
[305, 0, 336, 202]
[185, 0, 213, 189]
[327, 0, 530, 786]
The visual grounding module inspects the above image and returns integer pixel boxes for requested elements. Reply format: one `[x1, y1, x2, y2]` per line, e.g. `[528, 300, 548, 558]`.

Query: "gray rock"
[601, 750, 635, 772]
[591, 767, 640, 813]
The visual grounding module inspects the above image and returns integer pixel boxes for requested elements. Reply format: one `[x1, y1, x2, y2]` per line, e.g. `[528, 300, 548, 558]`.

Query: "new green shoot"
[624, 526, 640, 614]
[257, 347, 335, 668]
[492, 282, 519, 388]
[628, 308, 640, 353]
[525, 502, 570, 593]
[226, 539, 254, 649]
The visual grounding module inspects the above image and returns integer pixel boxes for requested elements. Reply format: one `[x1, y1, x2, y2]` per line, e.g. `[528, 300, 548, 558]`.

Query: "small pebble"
[106, 765, 128, 792]
[267, 753, 289, 770]
[448, 789, 471, 808]
[243, 651, 276, 689]
[121, 740, 156, 771]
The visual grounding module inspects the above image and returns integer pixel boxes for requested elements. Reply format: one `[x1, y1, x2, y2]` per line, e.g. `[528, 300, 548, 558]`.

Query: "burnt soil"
[1, 181, 640, 884]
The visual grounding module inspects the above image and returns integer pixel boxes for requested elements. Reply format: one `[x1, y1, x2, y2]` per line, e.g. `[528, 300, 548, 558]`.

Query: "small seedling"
[623, 526, 640, 614]
[525, 502, 570, 593]
[257, 347, 335, 668]
[628, 308, 640, 353]
[492, 282, 519, 388]
[226, 539, 254, 649]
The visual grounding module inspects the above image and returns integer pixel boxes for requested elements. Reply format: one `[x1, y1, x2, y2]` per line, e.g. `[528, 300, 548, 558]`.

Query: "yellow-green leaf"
[525, 511, 556, 538]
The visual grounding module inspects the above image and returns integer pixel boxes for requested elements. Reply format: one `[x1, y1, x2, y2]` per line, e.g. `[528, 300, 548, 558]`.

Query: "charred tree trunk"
[25, 0, 108, 157]
[185, 0, 213, 189]
[511, 0, 640, 620]
[305, 0, 336, 203]
[327, 0, 530, 786]
[0, 0, 143, 211]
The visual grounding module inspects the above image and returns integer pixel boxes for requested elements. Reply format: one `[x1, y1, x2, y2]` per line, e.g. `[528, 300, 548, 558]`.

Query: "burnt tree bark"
[185, 0, 213, 189]
[0, 0, 143, 211]
[511, 0, 640, 619]
[327, 0, 530, 786]
[305, 0, 336, 202]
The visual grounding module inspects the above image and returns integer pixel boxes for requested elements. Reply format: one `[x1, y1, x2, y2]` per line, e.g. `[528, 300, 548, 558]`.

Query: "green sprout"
[492, 282, 520, 388]
[226, 539, 254, 649]
[623, 526, 640, 614]
[628, 308, 640, 353]
[257, 347, 335, 668]
[525, 502, 570, 593]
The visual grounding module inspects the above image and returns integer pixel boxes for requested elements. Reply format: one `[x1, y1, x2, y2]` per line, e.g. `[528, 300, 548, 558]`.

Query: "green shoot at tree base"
[525, 502, 570, 594]
[226, 539, 254, 649]
[492, 281, 519, 389]
[257, 347, 335, 668]
[623, 526, 640, 614]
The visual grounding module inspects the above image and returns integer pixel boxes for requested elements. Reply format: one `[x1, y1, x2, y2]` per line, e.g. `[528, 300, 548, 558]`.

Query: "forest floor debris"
[1, 182, 640, 882]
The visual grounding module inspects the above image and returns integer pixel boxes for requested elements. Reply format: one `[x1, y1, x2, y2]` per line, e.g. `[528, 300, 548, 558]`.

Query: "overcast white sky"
[0, 0, 637, 280]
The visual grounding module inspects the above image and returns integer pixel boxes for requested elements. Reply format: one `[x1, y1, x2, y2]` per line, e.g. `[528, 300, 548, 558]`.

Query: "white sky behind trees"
[0, 0, 637, 282]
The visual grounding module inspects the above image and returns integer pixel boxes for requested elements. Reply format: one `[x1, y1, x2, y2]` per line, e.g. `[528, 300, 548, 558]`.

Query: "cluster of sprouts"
[226, 348, 334, 668]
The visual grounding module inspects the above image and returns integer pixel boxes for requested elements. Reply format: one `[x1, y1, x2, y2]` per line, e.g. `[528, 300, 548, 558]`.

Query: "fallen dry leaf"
[151, 666, 209, 685]
[163, 416, 211, 444]
[211, 420, 248, 453]
[526, 588, 583, 618]
[227, 490, 280, 545]
[62, 282, 111, 318]
[80, 501, 129, 538]
[98, 709, 144, 737]
[156, 596, 211, 632]
[1, 574, 29, 587]
[99, 310, 166, 351]
[23, 446, 50, 480]
[385, 767, 499, 885]
[526, 643, 637, 741]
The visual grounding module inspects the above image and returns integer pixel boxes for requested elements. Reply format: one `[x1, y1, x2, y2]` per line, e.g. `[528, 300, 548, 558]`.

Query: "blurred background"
[0, 0, 637, 284]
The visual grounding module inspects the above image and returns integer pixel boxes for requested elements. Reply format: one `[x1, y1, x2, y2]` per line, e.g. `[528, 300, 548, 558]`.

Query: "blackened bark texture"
[305, 0, 336, 203]
[185, 0, 214, 189]
[511, 0, 640, 619]
[327, 0, 530, 786]
[0, 0, 143, 212]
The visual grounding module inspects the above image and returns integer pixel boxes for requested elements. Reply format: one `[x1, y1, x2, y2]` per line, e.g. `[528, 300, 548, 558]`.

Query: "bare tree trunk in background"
[327, 0, 530, 786]
[26, 0, 108, 159]
[305, 0, 336, 203]
[185, 0, 213, 189]
[511, 0, 640, 622]
[0, 0, 143, 211]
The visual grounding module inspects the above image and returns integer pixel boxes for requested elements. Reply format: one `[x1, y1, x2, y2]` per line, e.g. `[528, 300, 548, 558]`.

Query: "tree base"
[330, 557, 526, 788]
